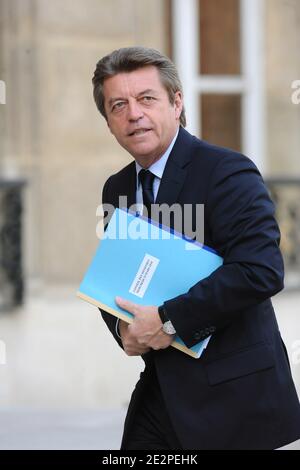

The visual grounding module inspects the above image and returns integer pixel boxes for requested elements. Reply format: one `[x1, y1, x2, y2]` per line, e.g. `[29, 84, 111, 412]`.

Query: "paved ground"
[0, 409, 126, 450]
[0, 408, 299, 450]
[0, 288, 299, 450]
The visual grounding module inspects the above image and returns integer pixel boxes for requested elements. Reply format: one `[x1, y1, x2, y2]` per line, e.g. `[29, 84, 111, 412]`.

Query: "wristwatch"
[158, 305, 176, 335]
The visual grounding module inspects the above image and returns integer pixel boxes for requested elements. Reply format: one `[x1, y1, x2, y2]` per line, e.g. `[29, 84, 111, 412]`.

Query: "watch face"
[163, 321, 176, 335]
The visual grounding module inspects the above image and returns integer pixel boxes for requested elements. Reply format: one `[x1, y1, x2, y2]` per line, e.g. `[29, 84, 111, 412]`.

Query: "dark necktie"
[139, 169, 155, 218]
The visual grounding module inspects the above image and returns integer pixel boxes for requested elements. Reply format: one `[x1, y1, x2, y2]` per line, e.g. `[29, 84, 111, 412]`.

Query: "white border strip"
[173, 0, 199, 136]
[194, 76, 246, 94]
[241, 0, 265, 173]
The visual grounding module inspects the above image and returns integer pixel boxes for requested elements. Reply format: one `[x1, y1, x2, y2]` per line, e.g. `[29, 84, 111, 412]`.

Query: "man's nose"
[127, 100, 143, 121]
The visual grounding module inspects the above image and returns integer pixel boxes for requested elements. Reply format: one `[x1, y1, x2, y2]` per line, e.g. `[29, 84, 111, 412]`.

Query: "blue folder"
[77, 208, 223, 358]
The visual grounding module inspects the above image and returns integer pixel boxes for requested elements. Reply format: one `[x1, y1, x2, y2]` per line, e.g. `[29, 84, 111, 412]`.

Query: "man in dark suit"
[92, 46, 300, 449]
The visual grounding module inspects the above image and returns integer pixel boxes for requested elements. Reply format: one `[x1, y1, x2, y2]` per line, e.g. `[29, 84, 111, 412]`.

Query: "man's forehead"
[103, 66, 163, 94]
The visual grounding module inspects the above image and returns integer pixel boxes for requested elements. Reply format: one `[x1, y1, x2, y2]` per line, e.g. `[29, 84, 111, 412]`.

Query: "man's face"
[102, 66, 183, 168]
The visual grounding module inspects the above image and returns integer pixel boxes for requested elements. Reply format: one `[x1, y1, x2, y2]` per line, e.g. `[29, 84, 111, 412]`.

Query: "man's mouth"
[128, 128, 152, 137]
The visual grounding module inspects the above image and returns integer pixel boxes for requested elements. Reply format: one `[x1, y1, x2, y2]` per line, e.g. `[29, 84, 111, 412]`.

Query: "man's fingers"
[115, 296, 138, 315]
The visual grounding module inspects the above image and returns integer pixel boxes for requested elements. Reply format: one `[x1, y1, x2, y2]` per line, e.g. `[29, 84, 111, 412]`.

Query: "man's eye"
[112, 102, 125, 112]
[141, 96, 154, 102]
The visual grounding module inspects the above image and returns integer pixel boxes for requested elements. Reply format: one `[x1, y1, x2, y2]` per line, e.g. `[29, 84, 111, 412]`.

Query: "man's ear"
[174, 91, 183, 120]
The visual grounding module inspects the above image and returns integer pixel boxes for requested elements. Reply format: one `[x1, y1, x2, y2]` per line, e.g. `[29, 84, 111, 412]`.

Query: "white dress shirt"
[135, 129, 179, 213]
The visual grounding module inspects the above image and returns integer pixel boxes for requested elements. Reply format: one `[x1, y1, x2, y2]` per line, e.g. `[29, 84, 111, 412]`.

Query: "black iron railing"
[266, 177, 300, 290]
[0, 179, 26, 310]
[0, 176, 298, 312]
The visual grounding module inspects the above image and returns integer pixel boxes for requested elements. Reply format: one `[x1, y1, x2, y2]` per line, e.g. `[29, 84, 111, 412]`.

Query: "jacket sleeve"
[98, 176, 124, 351]
[164, 154, 284, 348]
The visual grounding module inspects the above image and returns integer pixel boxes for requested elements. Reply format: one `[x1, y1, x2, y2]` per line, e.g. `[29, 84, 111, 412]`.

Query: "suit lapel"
[117, 162, 136, 209]
[126, 165, 137, 209]
[155, 127, 194, 206]
[117, 127, 195, 210]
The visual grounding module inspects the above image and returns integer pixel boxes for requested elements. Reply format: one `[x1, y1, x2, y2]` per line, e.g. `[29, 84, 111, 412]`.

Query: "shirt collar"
[135, 128, 179, 186]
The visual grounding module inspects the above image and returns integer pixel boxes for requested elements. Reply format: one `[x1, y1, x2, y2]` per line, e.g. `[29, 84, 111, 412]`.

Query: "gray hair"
[92, 46, 186, 127]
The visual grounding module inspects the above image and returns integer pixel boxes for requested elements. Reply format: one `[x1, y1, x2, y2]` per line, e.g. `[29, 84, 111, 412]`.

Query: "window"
[199, 0, 240, 76]
[172, 0, 265, 172]
[201, 94, 241, 151]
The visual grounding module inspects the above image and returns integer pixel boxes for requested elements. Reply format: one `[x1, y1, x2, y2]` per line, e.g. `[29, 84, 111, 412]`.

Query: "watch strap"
[158, 305, 169, 324]
[158, 305, 176, 335]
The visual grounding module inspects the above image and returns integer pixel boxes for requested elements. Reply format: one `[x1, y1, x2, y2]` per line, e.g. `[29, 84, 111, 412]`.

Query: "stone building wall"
[265, 0, 300, 175]
[1, 0, 299, 411]
[1, 0, 299, 284]
[0, 0, 169, 283]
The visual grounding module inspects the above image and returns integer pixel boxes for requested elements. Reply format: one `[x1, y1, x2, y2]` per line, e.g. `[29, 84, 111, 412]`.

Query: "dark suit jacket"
[100, 126, 300, 449]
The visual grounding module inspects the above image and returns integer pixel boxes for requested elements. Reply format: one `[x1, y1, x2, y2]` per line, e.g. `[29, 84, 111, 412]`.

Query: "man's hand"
[118, 320, 151, 356]
[116, 296, 175, 354]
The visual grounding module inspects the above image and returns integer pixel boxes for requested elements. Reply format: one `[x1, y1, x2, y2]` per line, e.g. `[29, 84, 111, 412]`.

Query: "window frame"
[172, 0, 266, 173]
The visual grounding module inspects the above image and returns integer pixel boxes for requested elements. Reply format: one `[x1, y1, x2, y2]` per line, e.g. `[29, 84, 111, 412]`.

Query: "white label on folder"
[129, 254, 160, 298]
